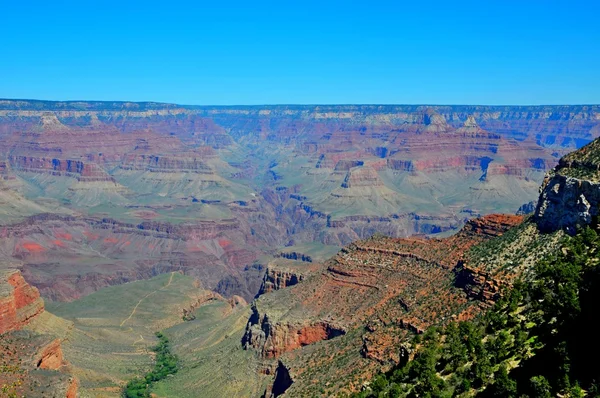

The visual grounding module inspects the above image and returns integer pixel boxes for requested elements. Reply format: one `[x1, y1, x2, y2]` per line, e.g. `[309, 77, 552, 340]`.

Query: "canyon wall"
[0, 100, 598, 304]
[0, 269, 78, 397]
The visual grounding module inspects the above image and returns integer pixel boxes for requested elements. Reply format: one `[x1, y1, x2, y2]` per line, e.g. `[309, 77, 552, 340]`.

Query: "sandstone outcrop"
[462, 214, 524, 238]
[242, 303, 346, 358]
[10, 155, 115, 182]
[0, 269, 45, 334]
[453, 261, 503, 304]
[256, 266, 305, 296]
[0, 271, 78, 397]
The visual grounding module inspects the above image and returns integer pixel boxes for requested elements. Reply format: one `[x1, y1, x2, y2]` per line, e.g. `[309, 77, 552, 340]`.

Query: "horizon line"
[1, 98, 599, 108]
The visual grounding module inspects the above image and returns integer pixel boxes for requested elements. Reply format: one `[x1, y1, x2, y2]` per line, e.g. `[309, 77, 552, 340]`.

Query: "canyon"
[1, 100, 600, 396]
[0, 101, 598, 304]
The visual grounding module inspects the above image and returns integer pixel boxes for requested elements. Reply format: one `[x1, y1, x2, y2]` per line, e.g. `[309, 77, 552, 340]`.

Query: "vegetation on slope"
[354, 227, 600, 397]
[151, 300, 267, 398]
[123, 332, 178, 398]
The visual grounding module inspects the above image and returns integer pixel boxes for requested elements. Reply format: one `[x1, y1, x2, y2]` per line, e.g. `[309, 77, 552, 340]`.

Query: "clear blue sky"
[1, 0, 599, 105]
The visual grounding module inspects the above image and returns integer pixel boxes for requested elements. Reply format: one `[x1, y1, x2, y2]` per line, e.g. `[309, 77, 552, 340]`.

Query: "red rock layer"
[0, 269, 45, 334]
[243, 214, 525, 360]
[10, 155, 115, 182]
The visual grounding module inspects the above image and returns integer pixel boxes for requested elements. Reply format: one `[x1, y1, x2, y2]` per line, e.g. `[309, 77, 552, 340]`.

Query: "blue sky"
[1, 0, 599, 105]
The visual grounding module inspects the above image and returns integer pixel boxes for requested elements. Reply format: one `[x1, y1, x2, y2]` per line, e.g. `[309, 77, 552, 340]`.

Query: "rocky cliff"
[242, 214, 524, 362]
[242, 304, 346, 358]
[0, 269, 45, 334]
[0, 270, 78, 397]
[534, 138, 600, 233]
[256, 266, 305, 296]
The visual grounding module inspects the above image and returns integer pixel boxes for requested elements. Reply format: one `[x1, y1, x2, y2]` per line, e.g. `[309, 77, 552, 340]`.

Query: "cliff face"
[534, 174, 600, 233]
[0, 271, 78, 398]
[10, 155, 115, 182]
[0, 269, 45, 334]
[453, 261, 503, 303]
[534, 138, 600, 234]
[256, 267, 305, 296]
[242, 304, 346, 358]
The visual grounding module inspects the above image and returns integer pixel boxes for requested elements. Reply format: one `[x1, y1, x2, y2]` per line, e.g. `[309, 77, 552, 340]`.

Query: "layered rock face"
[10, 155, 115, 182]
[453, 261, 503, 303]
[0, 270, 77, 398]
[0, 269, 44, 334]
[341, 166, 383, 188]
[256, 266, 305, 296]
[242, 304, 346, 358]
[0, 100, 597, 305]
[119, 150, 215, 173]
[463, 214, 524, 238]
[243, 214, 523, 361]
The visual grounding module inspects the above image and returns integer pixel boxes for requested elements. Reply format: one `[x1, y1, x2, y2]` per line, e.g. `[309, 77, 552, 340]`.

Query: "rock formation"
[256, 266, 305, 296]
[535, 139, 600, 233]
[242, 303, 346, 358]
[341, 166, 383, 188]
[0, 269, 44, 334]
[0, 270, 78, 397]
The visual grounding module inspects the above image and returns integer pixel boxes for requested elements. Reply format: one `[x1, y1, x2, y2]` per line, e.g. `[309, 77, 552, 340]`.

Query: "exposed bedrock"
[341, 166, 383, 188]
[0, 271, 78, 397]
[256, 267, 305, 297]
[0, 269, 45, 334]
[453, 261, 503, 304]
[9, 155, 115, 182]
[119, 151, 216, 173]
[462, 214, 524, 238]
[242, 304, 346, 358]
[534, 173, 600, 234]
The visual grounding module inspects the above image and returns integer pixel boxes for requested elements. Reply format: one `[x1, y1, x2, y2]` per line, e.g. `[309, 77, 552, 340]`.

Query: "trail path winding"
[120, 272, 176, 327]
